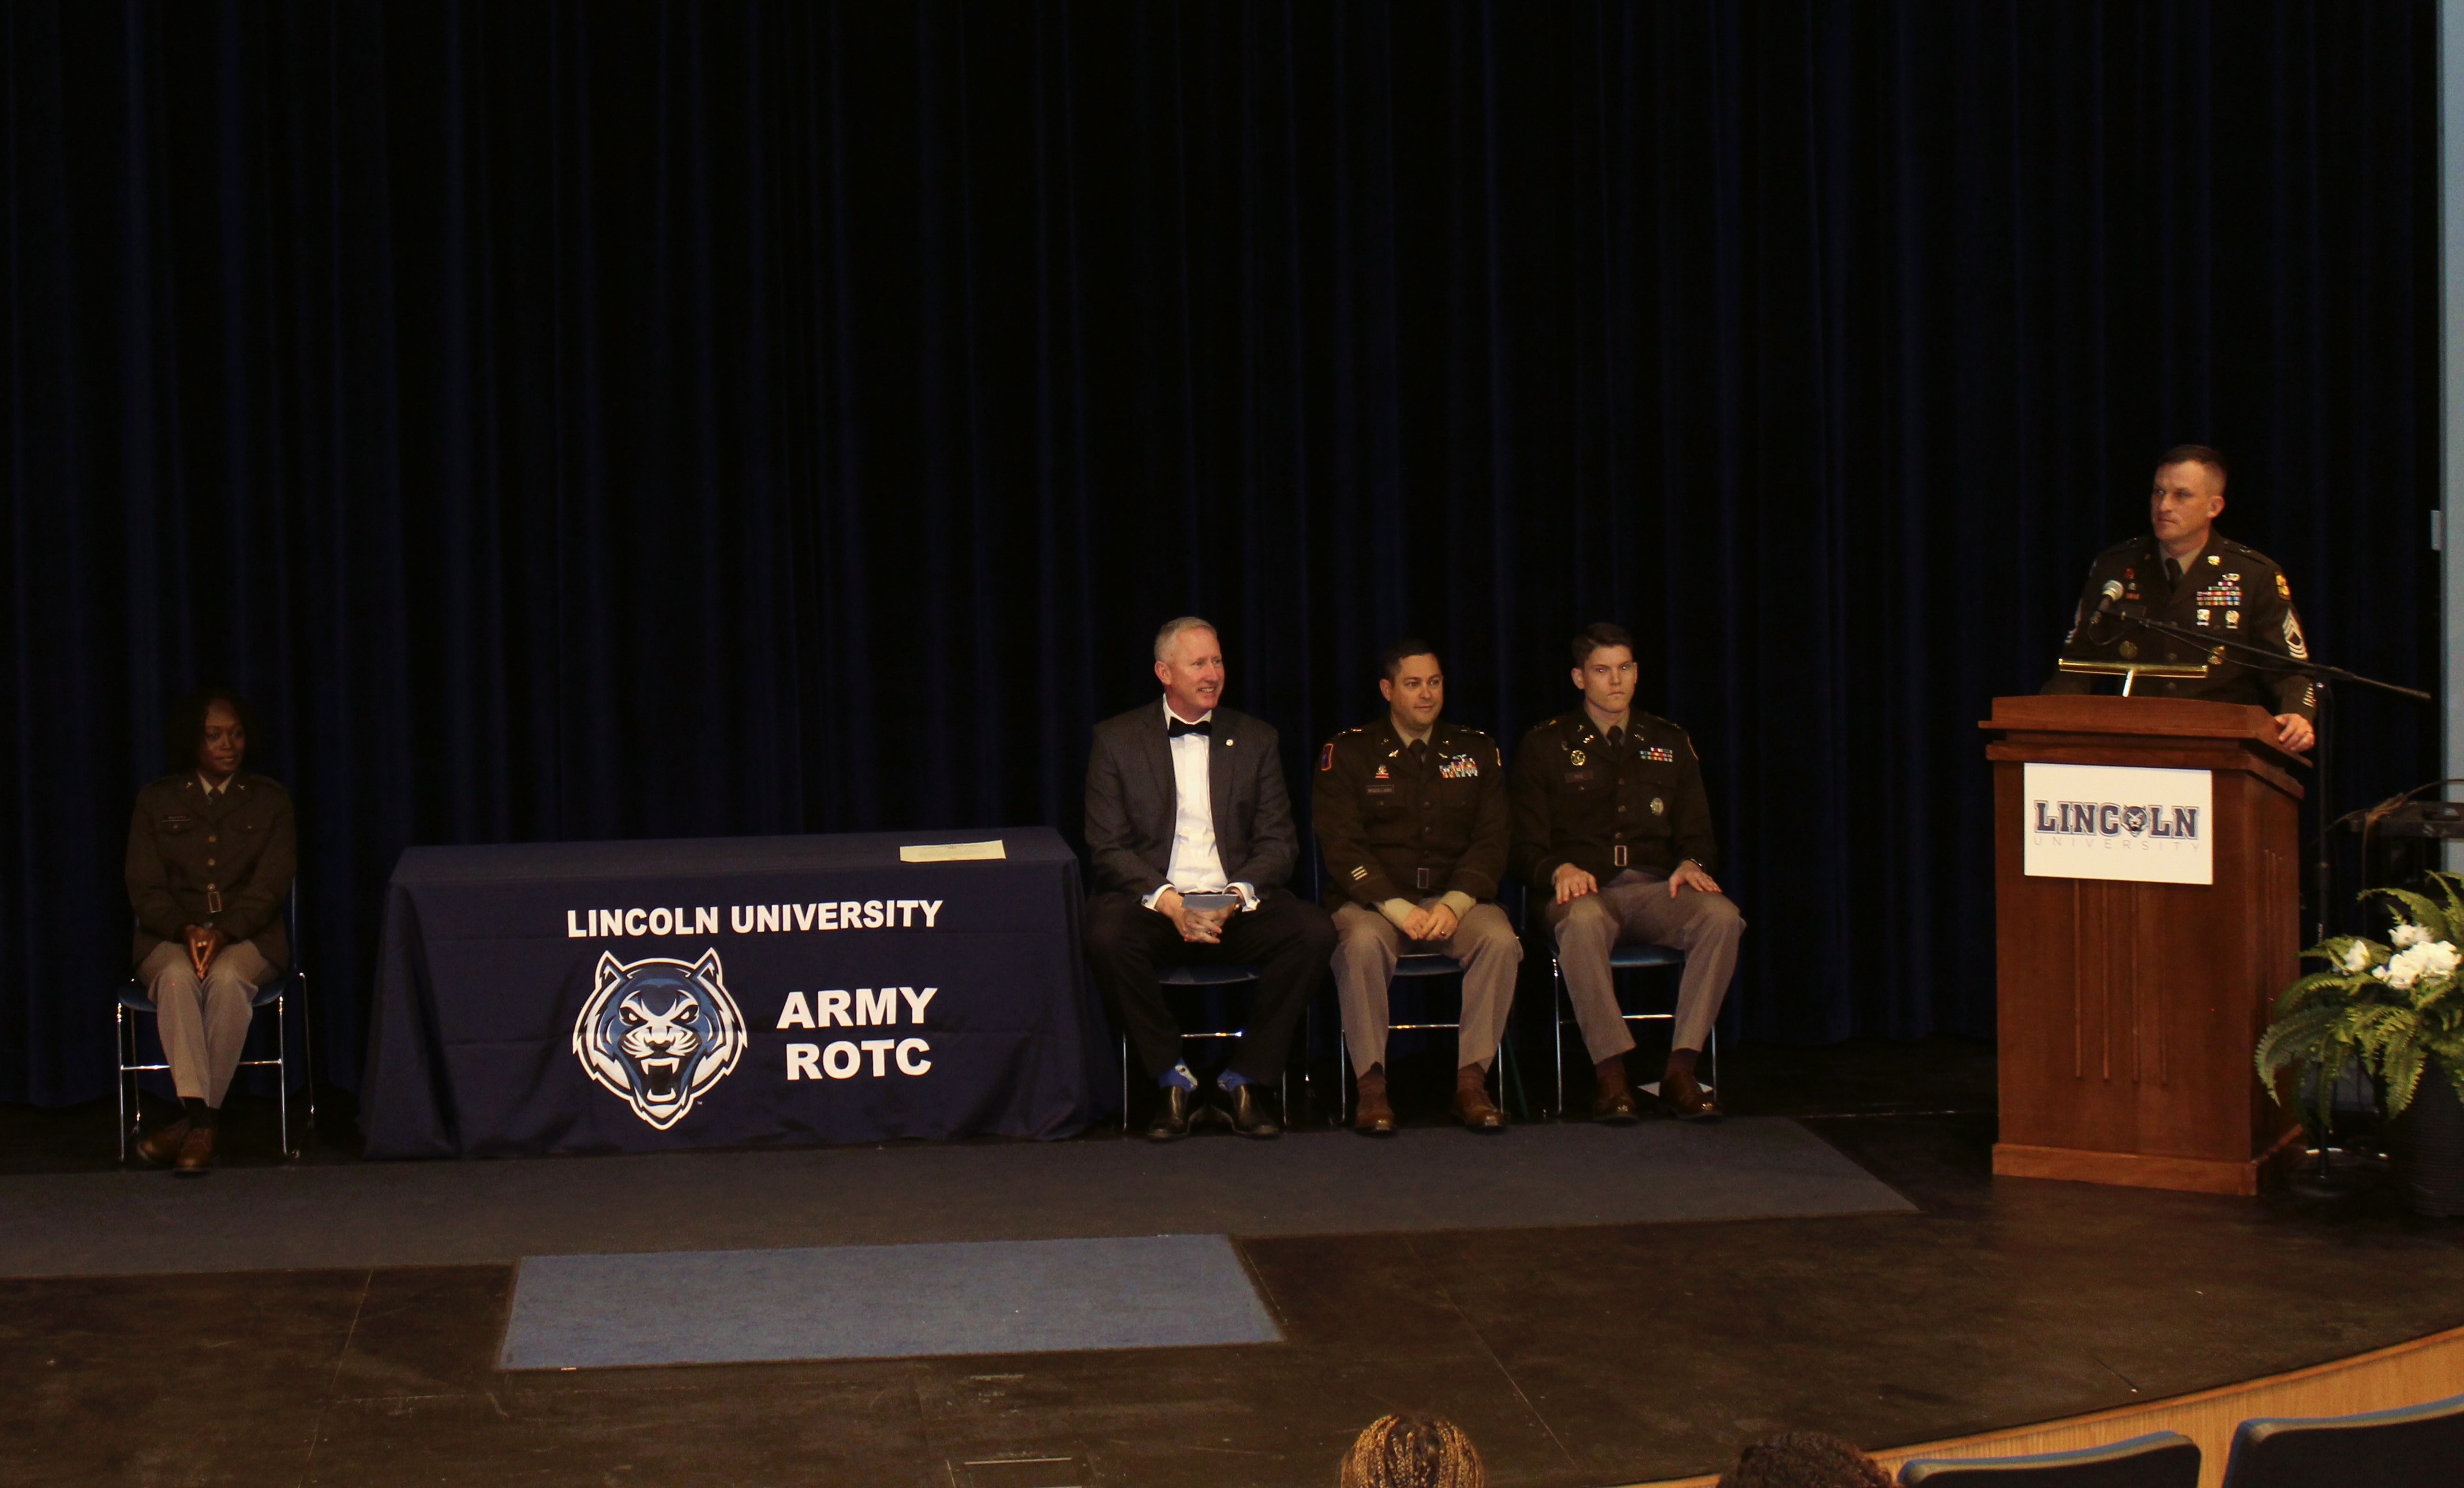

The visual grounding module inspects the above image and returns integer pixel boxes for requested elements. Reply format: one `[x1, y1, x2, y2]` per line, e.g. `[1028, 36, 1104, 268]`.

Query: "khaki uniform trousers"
[137, 940, 274, 1106]
[1331, 900, 1522, 1076]
[1544, 870, 1743, 1061]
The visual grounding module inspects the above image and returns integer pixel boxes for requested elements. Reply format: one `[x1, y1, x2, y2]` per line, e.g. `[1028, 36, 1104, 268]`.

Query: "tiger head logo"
[571, 949, 748, 1130]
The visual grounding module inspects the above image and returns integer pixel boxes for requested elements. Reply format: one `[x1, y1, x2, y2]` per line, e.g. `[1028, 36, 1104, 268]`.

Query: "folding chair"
[116, 887, 314, 1161]
[1898, 1431, 2199, 1488]
[1118, 962, 1293, 1131]
[1548, 942, 1717, 1117]
[2219, 1390, 2464, 1488]
[1330, 952, 1523, 1123]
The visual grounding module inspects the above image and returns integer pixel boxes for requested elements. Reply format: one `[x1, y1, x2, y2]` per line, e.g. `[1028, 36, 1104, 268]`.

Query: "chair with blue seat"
[1118, 961, 1292, 1130]
[2218, 1390, 2464, 1488]
[1546, 940, 1715, 1118]
[1331, 951, 1525, 1124]
[1897, 1431, 2199, 1488]
[116, 887, 315, 1161]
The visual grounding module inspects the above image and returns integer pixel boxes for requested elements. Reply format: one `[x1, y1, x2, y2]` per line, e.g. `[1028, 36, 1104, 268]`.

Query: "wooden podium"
[1982, 696, 2306, 1195]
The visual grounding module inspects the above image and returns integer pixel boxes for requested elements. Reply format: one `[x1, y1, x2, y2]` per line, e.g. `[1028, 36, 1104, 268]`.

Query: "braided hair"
[1717, 1432, 1893, 1488]
[1339, 1414, 1484, 1488]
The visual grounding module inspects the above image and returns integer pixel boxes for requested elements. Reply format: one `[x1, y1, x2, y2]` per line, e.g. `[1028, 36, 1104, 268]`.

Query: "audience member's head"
[1717, 1432, 1893, 1488]
[1340, 1414, 1483, 1488]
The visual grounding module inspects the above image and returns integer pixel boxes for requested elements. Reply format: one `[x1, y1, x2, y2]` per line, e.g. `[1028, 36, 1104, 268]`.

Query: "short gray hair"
[1154, 615, 1219, 664]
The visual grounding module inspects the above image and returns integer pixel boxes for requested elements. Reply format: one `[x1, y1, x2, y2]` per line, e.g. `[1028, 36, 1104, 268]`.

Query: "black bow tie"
[1168, 717, 1212, 738]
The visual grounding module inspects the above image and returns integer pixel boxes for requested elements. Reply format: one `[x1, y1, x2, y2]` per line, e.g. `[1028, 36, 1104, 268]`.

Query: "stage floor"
[8, 1038, 2464, 1487]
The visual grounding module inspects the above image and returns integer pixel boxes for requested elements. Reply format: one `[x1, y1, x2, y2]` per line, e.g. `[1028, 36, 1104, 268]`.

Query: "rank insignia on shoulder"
[2276, 573, 2291, 599]
[1568, 749, 1586, 767]
[1319, 743, 1334, 772]
[1641, 744, 1677, 764]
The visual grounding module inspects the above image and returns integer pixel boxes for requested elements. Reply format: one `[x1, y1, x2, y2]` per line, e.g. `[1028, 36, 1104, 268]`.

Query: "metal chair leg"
[114, 1002, 129, 1164]
[1552, 956, 1568, 1120]
[298, 969, 317, 1143]
[274, 989, 294, 1160]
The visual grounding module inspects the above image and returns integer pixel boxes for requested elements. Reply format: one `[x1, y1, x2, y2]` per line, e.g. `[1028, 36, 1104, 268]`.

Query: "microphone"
[2096, 580, 2126, 614]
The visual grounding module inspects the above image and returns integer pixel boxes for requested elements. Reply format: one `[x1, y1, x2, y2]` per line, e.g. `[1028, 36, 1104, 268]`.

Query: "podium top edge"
[1978, 695, 2309, 764]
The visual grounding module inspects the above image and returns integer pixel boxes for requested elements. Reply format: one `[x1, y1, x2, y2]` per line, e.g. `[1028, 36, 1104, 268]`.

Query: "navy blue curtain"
[3, 1, 2437, 1105]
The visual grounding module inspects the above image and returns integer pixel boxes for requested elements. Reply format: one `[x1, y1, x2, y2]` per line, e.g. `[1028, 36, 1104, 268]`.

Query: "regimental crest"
[572, 949, 748, 1130]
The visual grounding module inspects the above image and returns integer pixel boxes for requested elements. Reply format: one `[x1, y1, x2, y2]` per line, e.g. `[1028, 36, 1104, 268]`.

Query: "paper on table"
[898, 840, 1007, 863]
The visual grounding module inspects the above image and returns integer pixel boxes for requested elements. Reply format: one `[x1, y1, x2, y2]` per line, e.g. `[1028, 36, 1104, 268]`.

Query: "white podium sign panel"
[2021, 763, 2215, 885]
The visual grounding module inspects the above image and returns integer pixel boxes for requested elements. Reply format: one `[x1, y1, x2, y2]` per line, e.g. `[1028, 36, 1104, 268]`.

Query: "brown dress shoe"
[1452, 1065, 1506, 1132]
[1593, 1057, 1639, 1124]
[1353, 1067, 1397, 1136]
[173, 1124, 216, 1175]
[136, 1118, 191, 1167]
[1661, 1064, 1721, 1120]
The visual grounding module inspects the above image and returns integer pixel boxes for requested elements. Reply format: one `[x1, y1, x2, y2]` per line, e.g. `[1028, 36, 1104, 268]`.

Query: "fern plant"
[2256, 870, 2464, 1129]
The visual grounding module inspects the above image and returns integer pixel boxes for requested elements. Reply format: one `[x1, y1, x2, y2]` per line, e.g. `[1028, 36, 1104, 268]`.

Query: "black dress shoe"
[1147, 1084, 1196, 1142]
[1219, 1083, 1281, 1139]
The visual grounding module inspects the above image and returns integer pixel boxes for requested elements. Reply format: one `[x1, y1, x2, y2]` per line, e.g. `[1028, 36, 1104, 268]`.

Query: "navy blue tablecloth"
[362, 828, 1108, 1158]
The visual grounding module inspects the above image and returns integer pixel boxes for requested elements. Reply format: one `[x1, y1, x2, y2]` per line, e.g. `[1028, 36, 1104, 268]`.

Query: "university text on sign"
[2021, 763, 2214, 885]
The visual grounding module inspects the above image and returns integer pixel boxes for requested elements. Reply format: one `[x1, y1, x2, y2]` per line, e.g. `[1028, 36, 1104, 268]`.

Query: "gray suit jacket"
[1083, 702, 1298, 899]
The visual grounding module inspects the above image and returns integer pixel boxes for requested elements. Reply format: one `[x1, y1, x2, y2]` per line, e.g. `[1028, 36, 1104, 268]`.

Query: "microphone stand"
[2082, 605, 2431, 945]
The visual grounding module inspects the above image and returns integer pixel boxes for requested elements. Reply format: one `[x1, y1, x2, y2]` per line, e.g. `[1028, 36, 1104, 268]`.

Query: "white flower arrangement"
[2373, 940, 2462, 991]
[2259, 874, 2464, 1125]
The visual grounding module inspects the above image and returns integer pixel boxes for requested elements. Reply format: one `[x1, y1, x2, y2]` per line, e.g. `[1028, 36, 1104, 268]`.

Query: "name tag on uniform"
[160, 813, 193, 829]
[1561, 769, 1594, 784]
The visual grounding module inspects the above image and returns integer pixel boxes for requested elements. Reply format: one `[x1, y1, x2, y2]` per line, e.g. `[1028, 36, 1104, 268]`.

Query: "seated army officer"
[1314, 638, 1520, 1135]
[124, 689, 296, 1174]
[2042, 443, 2316, 753]
[1510, 624, 1743, 1122]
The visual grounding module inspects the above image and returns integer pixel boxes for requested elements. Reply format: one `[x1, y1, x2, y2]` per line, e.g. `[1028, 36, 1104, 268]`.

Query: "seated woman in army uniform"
[123, 689, 296, 1174]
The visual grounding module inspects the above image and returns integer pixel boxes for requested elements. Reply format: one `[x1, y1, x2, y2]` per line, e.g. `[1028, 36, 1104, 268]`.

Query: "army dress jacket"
[2042, 532, 2316, 720]
[1312, 719, 1510, 913]
[125, 772, 295, 972]
[1508, 708, 1717, 891]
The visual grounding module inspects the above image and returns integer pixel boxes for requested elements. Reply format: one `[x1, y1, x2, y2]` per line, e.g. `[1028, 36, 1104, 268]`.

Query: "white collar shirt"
[1149, 700, 1257, 911]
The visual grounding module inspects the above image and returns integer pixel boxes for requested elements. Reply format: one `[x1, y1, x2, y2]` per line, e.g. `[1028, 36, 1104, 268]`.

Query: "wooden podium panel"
[1983, 696, 2305, 1195]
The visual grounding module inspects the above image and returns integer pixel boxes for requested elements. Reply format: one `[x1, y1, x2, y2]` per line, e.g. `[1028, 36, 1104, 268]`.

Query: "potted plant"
[2256, 872, 2464, 1216]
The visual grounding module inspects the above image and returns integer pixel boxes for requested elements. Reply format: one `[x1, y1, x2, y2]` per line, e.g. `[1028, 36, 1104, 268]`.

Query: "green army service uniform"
[2042, 533, 2317, 719]
[124, 773, 296, 1106]
[1507, 708, 1744, 1061]
[1313, 719, 1521, 1075]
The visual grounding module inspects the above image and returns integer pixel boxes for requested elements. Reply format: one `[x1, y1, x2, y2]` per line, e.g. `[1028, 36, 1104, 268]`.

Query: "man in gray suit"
[1083, 616, 1335, 1141]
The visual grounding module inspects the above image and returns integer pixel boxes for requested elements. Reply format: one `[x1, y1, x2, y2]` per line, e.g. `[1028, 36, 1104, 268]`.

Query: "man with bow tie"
[1082, 617, 1335, 1141]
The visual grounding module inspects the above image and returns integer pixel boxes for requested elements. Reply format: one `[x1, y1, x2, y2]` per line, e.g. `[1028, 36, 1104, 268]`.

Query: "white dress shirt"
[1144, 699, 1257, 911]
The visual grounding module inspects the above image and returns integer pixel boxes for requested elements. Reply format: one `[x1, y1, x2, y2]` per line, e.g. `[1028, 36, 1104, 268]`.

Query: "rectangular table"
[362, 828, 1107, 1159]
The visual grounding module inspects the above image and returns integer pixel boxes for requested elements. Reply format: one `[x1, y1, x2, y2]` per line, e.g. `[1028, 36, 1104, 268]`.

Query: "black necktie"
[2165, 558, 2184, 585]
[1607, 727, 1626, 750]
[1168, 717, 1212, 738]
[1409, 739, 1429, 770]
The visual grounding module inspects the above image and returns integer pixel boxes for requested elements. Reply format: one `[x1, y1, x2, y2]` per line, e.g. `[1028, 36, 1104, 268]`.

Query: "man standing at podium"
[2042, 444, 2315, 753]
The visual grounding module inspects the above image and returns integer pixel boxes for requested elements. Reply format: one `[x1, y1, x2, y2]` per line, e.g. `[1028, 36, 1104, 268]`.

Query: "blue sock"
[1158, 1063, 1197, 1091]
[1218, 1068, 1251, 1090]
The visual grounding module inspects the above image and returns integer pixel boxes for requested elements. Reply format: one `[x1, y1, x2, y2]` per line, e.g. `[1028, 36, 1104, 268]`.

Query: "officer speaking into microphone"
[2043, 444, 2316, 753]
